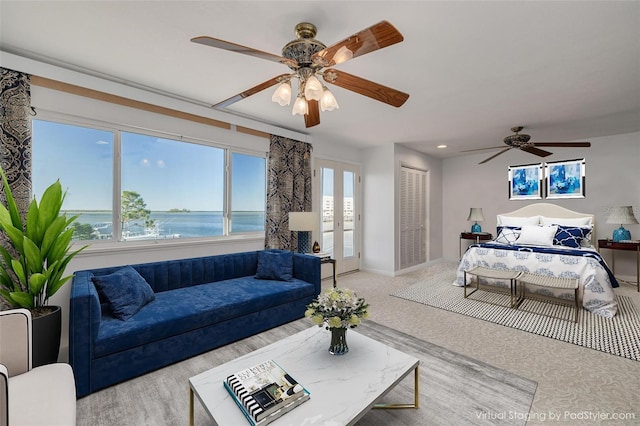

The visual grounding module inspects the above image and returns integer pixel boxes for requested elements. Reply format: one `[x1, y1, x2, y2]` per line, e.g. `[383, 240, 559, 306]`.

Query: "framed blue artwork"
[545, 158, 585, 199]
[508, 163, 543, 200]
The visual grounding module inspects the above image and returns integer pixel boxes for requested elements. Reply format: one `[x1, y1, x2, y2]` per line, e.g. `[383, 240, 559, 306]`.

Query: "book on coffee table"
[224, 359, 310, 426]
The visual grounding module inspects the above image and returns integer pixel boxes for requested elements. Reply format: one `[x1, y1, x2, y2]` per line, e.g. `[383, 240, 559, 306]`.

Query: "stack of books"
[311, 252, 331, 260]
[224, 359, 310, 425]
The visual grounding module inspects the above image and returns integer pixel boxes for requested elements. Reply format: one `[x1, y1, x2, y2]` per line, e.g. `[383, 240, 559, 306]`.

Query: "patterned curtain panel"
[0, 67, 32, 217]
[265, 135, 312, 250]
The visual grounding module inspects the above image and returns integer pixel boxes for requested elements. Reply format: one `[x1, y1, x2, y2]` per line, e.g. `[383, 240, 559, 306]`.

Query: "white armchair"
[0, 309, 76, 426]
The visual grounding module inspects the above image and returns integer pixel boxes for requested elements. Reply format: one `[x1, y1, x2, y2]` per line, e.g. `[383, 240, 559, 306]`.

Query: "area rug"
[76, 319, 536, 426]
[391, 264, 640, 361]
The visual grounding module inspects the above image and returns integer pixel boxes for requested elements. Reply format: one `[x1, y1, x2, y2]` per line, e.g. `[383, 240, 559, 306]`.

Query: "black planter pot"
[31, 305, 62, 367]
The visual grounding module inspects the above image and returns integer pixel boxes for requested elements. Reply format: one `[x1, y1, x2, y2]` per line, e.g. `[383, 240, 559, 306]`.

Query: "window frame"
[31, 111, 267, 249]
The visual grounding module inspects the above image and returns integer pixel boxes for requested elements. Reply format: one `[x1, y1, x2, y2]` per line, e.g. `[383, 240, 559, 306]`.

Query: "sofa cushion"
[93, 277, 314, 357]
[91, 266, 155, 321]
[255, 250, 293, 281]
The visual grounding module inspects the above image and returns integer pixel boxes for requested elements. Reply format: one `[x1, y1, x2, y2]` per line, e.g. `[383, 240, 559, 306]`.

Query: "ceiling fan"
[462, 126, 591, 164]
[191, 21, 409, 128]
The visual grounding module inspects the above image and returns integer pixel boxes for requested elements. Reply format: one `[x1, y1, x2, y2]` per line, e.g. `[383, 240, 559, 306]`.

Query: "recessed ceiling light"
[437, 144, 447, 149]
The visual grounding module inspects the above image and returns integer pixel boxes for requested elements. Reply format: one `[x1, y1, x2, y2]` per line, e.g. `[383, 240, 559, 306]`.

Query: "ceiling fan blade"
[461, 146, 506, 153]
[191, 36, 298, 68]
[521, 146, 553, 157]
[533, 142, 591, 147]
[479, 148, 512, 164]
[212, 74, 290, 109]
[312, 21, 404, 67]
[323, 69, 409, 107]
[305, 100, 320, 128]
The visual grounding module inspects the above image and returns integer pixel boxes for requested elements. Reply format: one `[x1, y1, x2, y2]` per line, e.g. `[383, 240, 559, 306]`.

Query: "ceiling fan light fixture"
[320, 87, 339, 112]
[292, 95, 308, 116]
[303, 75, 323, 101]
[272, 81, 292, 106]
[332, 46, 354, 65]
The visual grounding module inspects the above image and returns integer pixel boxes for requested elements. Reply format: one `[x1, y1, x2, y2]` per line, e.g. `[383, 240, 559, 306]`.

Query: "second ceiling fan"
[463, 126, 592, 164]
[191, 21, 409, 128]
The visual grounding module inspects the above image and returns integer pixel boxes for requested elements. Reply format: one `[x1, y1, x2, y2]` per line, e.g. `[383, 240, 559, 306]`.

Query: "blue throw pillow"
[553, 225, 592, 248]
[91, 266, 155, 321]
[256, 250, 293, 281]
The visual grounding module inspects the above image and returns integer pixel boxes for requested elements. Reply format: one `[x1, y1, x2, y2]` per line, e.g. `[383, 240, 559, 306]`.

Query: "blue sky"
[32, 120, 265, 211]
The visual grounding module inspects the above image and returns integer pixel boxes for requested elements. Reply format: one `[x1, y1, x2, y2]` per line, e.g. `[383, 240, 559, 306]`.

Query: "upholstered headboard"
[497, 203, 596, 245]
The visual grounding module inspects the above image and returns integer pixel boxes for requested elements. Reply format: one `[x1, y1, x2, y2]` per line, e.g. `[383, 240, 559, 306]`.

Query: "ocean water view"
[68, 211, 265, 240]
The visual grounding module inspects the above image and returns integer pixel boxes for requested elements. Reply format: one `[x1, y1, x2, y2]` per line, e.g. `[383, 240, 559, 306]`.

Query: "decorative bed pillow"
[494, 227, 521, 245]
[496, 215, 540, 227]
[256, 250, 293, 281]
[553, 225, 592, 248]
[516, 225, 558, 246]
[91, 266, 155, 321]
[540, 216, 593, 227]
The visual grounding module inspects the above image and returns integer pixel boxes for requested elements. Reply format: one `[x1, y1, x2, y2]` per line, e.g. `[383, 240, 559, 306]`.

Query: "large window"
[32, 119, 266, 242]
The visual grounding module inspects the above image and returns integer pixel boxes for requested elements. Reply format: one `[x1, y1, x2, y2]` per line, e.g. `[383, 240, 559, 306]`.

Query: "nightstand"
[460, 232, 493, 259]
[598, 239, 640, 292]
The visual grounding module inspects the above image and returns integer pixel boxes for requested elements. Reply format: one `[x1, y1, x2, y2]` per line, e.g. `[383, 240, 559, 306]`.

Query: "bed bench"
[463, 266, 522, 308]
[517, 272, 579, 322]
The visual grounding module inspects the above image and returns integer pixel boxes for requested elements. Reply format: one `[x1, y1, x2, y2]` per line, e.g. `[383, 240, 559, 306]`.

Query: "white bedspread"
[454, 244, 618, 318]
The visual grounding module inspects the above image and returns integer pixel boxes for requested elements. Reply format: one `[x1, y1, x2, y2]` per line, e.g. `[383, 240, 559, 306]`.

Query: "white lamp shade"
[467, 207, 485, 222]
[271, 82, 292, 106]
[292, 95, 308, 116]
[320, 88, 339, 112]
[303, 75, 323, 101]
[288, 212, 318, 231]
[606, 206, 639, 225]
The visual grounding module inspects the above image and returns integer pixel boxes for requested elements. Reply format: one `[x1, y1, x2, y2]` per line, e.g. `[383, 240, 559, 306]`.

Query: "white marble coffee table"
[189, 326, 420, 425]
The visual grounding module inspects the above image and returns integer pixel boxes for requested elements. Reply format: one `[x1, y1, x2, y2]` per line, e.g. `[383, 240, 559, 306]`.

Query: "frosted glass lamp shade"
[320, 88, 339, 112]
[606, 206, 638, 241]
[303, 75, 323, 101]
[272, 82, 292, 106]
[292, 95, 308, 116]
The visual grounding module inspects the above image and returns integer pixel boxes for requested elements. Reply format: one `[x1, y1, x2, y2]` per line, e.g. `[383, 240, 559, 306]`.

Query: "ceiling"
[1, 1, 639, 159]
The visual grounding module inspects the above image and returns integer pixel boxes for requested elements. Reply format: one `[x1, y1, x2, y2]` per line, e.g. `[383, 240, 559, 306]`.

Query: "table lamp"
[606, 206, 638, 242]
[288, 212, 317, 253]
[467, 207, 485, 233]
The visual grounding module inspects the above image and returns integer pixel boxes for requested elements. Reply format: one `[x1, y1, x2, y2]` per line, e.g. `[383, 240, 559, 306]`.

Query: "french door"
[315, 159, 360, 274]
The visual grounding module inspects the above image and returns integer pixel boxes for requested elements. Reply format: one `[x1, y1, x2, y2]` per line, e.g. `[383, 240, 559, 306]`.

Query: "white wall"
[361, 144, 396, 275]
[442, 132, 640, 280]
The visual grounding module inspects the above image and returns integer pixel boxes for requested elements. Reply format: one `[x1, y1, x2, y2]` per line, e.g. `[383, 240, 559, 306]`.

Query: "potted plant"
[0, 168, 87, 366]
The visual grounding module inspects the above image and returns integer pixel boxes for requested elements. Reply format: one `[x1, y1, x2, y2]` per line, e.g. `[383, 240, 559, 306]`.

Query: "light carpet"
[76, 319, 536, 426]
[391, 265, 640, 362]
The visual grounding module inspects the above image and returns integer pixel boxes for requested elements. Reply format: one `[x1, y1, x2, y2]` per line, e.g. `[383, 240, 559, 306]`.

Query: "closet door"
[400, 166, 426, 269]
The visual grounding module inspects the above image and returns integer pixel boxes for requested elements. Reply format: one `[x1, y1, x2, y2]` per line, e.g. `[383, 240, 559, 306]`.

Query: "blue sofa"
[69, 250, 320, 397]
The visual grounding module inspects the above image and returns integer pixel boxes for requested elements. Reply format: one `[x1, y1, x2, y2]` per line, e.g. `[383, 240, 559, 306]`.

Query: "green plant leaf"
[47, 275, 72, 298]
[40, 215, 67, 259]
[9, 291, 33, 308]
[10, 259, 26, 285]
[47, 227, 74, 264]
[2, 223, 25, 252]
[25, 197, 40, 241]
[0, 203, 12, 230]
[29, 272, 47, 296]
[37, 180, 63, 230]
[23, 236, 43, 274]
[0, 289, 19, 307]
[0, 168, 24, 232]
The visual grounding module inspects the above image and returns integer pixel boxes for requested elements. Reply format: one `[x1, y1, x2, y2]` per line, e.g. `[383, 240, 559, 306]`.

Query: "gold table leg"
[373, 365, 420, 409]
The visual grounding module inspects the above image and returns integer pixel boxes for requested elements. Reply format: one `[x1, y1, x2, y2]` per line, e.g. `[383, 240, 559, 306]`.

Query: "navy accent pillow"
[256, 250, 293, 281]
[553, 225, 592, 248]
[91, 266, 155, 321]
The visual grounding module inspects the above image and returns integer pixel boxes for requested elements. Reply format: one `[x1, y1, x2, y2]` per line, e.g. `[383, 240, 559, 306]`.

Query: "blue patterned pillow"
[256, 250, 293, 281]
[495, 227, 521, 244]
[553, 225, 592, 248]
[91, 266, 155, 321]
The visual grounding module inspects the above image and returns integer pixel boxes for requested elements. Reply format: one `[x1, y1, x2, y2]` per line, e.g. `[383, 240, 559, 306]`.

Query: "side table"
[459, 232, 493, 259]
[598, 239, 640, 292]
[321, 258, 337, 287]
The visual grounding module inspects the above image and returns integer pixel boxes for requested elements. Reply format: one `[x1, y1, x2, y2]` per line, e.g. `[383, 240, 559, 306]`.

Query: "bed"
[454, 203, 619, 318]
